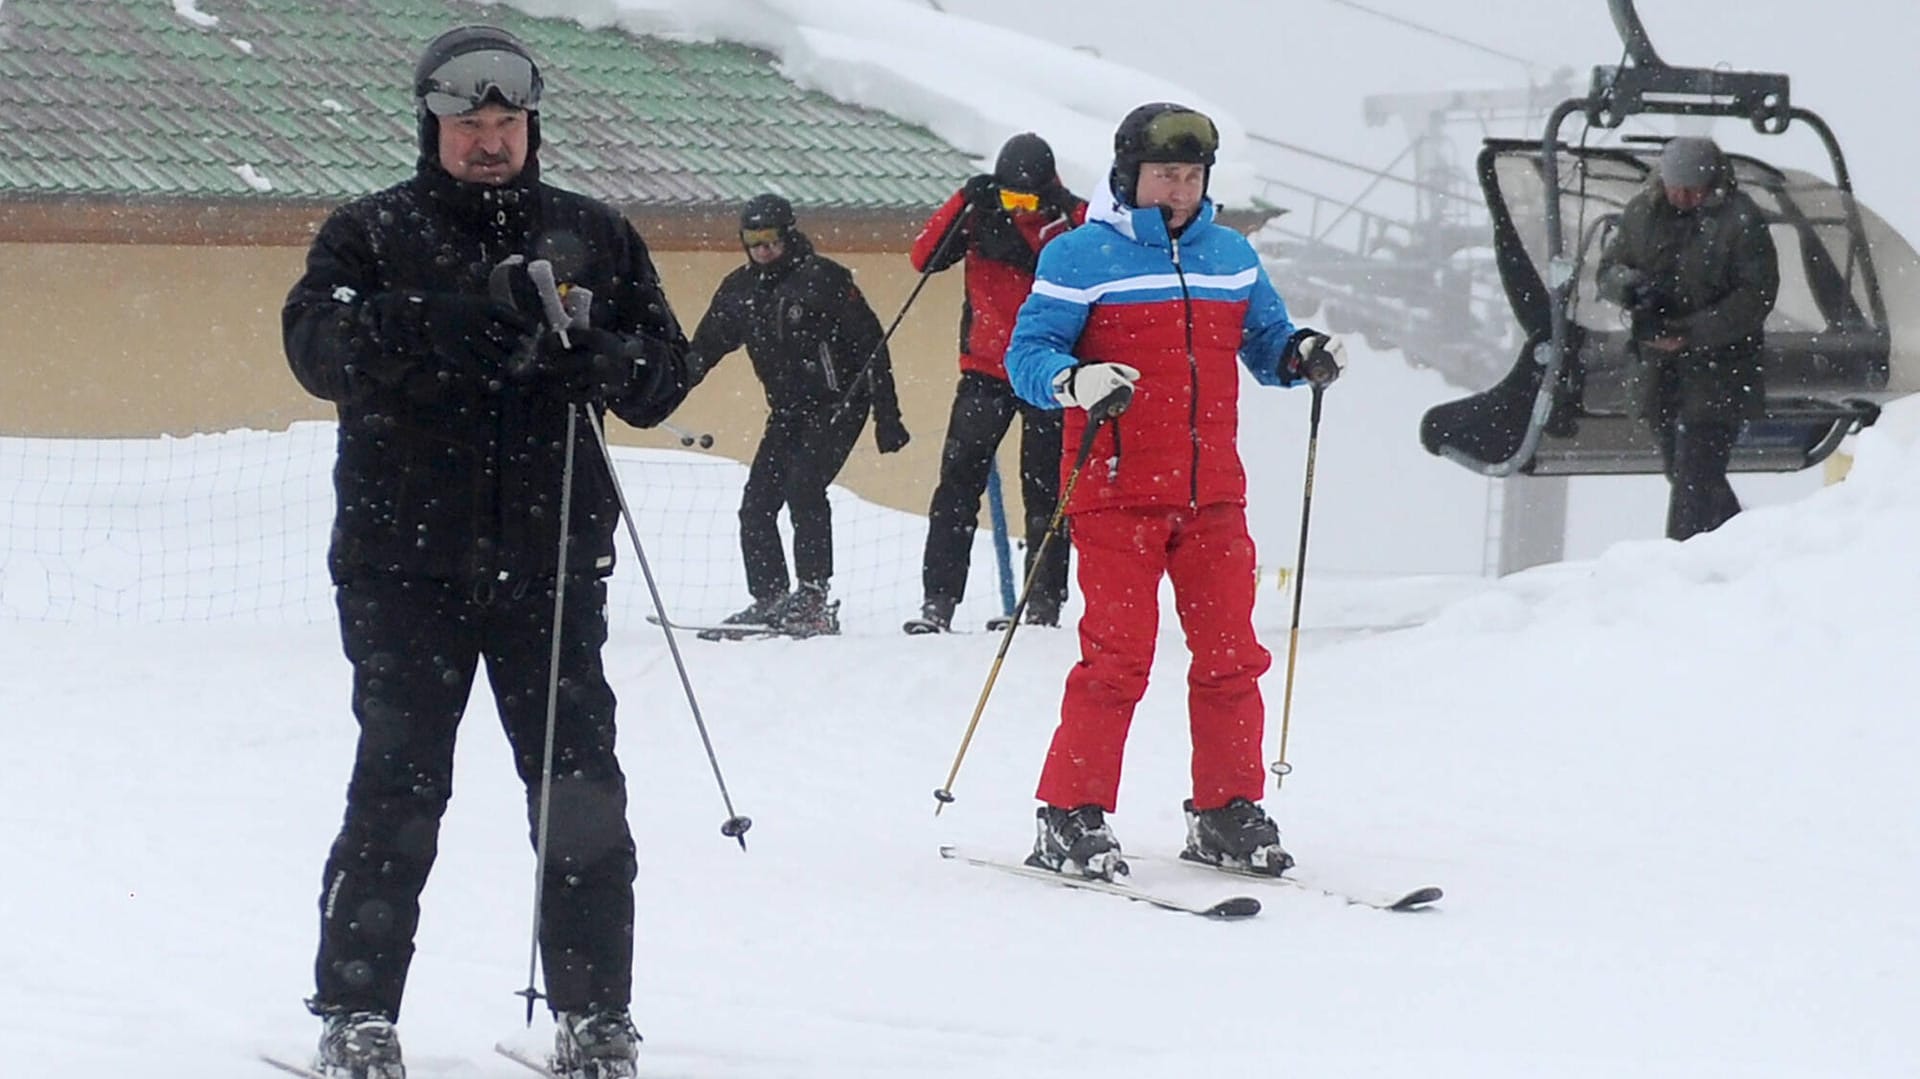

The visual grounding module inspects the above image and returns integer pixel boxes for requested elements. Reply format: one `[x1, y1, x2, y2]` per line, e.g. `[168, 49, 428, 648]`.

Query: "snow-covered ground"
[7, 396, 1920, 1076]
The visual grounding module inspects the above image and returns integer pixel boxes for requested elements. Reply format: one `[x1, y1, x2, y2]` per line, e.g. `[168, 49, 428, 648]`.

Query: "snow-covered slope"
[7, 402, 1919, 1076]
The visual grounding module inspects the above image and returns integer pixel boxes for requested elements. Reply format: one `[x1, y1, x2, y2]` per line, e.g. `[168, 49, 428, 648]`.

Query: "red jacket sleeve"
[910, 189, 971, 273]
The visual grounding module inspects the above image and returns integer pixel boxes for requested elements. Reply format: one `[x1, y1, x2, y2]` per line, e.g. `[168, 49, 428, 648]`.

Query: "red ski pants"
[1035, 502, 1272, 813]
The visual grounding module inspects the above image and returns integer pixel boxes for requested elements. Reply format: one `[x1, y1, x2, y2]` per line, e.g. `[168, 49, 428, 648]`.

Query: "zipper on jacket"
[819, 341, 840, 393]
[1171, 235, 1201, 508]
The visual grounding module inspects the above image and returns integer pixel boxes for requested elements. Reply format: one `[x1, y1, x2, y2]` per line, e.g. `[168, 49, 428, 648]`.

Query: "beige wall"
[0, 241, 1026, 519]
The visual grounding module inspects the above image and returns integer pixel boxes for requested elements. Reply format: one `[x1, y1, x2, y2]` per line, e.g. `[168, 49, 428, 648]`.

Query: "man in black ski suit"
[282, 26, 688, 1079]
[686, 193, 910, 636]
[1597, 136, 1779, 540]
[903, 133, 1087, 634]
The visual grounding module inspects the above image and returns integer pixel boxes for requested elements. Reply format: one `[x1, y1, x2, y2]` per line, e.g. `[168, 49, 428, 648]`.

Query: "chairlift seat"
[1422, 140, 1919, 476]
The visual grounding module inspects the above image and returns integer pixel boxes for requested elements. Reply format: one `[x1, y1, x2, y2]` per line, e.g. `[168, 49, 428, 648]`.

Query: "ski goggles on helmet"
[1138, 109, 1218, 164]
[998, 189, 1041, 213]
[740, 227, 784, 248]
[418, 47, 542, 117]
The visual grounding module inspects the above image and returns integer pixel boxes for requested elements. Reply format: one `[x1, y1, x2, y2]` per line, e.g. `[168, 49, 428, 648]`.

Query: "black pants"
[313, 573, 635, 1020]
[740, 403, 867, 601]
[1656, 419, 1742, 541]
[921, 371, 1067, 619]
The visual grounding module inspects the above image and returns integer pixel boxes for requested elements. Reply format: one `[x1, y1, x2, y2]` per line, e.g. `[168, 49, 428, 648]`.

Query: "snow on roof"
[492, 0, 1257, 205]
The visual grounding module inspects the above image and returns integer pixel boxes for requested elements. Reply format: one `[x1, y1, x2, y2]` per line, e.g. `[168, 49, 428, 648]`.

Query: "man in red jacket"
[903, 133, 1088, 634]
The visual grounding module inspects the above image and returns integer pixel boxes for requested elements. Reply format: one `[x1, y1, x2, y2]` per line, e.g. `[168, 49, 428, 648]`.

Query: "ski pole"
[585, 409, 752, 849]
[517, 402, 579, 1025]
[660, 420, 714, 449]
[529, 263, 750, 846]
[1269, 383, 1326, 786]
[827, 203, 975, 423]
[985, 459, 1017, 618]
[933, 385, 1131, 815]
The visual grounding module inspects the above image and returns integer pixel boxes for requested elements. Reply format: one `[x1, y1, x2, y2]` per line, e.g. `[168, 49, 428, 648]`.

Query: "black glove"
[1598, 265, 1643, 308]
[961, 173, 997, 210]
[372, 291, 536, 374]
[1283, 329, 1344, 387]
[531, 327, 642, 404]
[1628, 284, 1676, 317]
[876, 416, 910, 454]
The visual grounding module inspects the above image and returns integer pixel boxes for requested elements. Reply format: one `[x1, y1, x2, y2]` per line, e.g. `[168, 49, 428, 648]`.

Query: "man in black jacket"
[1597, 136, 1779, 540]
[686, 193, 910, 636]
[282, 26, 688, 1079]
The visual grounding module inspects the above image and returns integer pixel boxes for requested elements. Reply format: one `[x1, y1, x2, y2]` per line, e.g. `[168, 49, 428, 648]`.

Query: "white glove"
[1052, 362, 1141, 410]
[1290, 333, 1344, 386]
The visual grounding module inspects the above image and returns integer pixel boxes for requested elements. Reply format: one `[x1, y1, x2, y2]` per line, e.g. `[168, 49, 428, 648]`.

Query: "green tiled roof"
[0, 0, 974, 210]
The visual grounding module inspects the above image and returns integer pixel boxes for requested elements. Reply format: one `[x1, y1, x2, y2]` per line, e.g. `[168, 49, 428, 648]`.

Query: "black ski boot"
[1025, 804, 1126, 881]
[698, 592, 789, 640]
[986, 607, 1060, 631]
[777, 580, 840, 637]
[551, 1008, 641, 1079]
[312, 1009, 405, 1079]
[1023, 598, 1061, 628]
[721, 592, 787, 629]
[903, 597, 955, 635]
[1182, 797, 1293, 876]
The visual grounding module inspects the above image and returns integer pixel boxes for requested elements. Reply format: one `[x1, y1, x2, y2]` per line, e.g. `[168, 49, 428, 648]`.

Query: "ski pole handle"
[1088, 384, 1133, 422]
[527, 259, 571, 349]
[561, 286, 593, 331]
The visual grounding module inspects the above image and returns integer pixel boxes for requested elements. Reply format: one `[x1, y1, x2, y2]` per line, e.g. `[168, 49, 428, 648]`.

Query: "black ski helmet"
[739, 192, 797, 234]
[994, 133, 1056, 193]
[738, 192, 800, 263]
[411, 26, 543, 163]
[1111, 102, 1218, 206]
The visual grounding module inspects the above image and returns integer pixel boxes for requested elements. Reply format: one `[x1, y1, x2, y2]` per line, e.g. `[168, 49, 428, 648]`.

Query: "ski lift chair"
[1421, 0, 1920, 477]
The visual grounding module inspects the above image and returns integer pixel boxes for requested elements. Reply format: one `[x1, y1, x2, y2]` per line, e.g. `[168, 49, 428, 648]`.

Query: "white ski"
[258, 1055, 324, 1078]
[1131, 850, 1443, 911]
[939, 845, 1260, 919]
[643, 613, 782, 640]
[495, 1042, 558, 1076]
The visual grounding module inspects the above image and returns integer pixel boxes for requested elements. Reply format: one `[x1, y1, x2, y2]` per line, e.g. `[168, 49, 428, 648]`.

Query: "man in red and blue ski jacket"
[1004, 103, 1345, 882]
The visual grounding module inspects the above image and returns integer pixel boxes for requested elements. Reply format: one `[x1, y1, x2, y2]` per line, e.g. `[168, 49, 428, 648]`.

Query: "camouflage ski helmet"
[1111, 102, 1218, 205]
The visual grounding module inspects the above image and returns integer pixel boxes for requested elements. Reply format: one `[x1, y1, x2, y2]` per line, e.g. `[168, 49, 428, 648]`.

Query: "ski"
[257, 1055, 323, 1078]
[984, 616, 1060, 631]
[643, 613, 783, 640]
[939, 845, 1260, 919]
[1134, 850, 1442, 911]
[495, 1043, 558, 1077]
